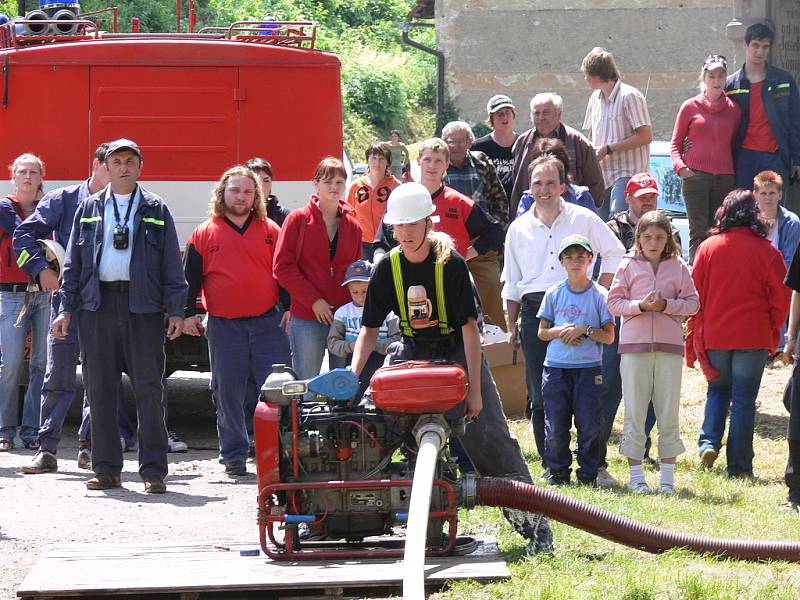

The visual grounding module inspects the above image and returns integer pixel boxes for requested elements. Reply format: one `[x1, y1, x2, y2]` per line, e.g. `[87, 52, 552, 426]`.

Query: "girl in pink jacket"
[607, 211, 700, 494]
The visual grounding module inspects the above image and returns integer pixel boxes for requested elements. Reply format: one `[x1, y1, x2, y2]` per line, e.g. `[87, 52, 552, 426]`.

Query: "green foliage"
[0, 0, 16, 18]
[342, 57, 406, 133]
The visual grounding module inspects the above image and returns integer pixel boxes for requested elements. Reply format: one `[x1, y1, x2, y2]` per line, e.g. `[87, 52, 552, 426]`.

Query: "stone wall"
[436, 1, 733, 140]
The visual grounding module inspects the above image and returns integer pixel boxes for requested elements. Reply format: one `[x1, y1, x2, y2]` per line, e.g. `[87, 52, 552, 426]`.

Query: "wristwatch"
[585, 326, 594, 339]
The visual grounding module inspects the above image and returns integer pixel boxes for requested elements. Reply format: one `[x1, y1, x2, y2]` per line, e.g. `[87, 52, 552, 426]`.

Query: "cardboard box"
[482, 338, 527, 419]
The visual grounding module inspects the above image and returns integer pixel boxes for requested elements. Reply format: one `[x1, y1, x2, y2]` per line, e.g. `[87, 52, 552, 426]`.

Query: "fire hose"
[475, 477, 800, 562]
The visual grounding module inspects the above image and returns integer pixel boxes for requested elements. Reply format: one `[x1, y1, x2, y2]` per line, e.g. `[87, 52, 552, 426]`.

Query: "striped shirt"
[583, 80, 651, 186]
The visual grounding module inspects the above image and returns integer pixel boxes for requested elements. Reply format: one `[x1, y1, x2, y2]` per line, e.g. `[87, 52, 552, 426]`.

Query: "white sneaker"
[77, 447, 92, 470]
[596, 467, 619, 488]
[659, 483, 676, 496]
[628, 480, 652, 494]
[167, 432, 188, 453]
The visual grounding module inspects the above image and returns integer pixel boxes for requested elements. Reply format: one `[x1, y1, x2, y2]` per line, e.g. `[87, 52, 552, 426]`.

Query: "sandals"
[0, 439, 13, 451]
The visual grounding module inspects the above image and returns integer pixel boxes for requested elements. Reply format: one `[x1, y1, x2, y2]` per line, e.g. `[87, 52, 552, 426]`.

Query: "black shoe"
[144, 477, 167, 494]
[541, 472, 570, 486]
[224, 461, 249, 476]
[248, 442, 256, 458]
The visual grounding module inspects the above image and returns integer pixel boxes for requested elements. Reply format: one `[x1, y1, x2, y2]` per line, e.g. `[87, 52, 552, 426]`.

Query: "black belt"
[99, 281, 130, 292]
[0, 283, 29, 292]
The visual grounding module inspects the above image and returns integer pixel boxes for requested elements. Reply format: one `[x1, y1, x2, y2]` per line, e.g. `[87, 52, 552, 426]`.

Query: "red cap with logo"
[624, 173, 659, 198]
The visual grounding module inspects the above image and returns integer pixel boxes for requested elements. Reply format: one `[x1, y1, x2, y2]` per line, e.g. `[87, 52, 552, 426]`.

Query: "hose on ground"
[476, 477, 800, 562]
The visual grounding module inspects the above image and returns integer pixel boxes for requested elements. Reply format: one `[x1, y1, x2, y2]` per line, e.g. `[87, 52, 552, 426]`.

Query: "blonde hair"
[418, 137, 450, 161]
[209, 166, 266, 220]
[9, 153, 45, 179]
[426, 229, 454, 264]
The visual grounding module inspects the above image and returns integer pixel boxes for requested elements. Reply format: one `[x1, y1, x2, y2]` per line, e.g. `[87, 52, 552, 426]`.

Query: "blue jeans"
[598, 177, 631, 221]
[519, 293, 547, 466]
[207, 309, 291, 464]
[698, 349, 768, 477]
[0, 291, 50, 445]
[289, 316, 346, 383]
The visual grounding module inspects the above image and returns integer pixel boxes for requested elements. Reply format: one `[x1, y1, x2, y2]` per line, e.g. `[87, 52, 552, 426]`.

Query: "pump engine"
[254, 362, 473, 560]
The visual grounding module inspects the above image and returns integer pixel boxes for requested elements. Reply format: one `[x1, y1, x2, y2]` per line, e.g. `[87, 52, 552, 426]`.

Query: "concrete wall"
[436, 1, 733, 140]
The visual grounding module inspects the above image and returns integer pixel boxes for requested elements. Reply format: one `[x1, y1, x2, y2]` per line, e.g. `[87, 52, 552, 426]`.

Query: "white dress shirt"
[501, 200, 625, 302]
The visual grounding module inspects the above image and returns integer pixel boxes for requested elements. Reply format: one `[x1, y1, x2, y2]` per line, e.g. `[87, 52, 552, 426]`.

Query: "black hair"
[710, 189, 768, 237]
[745, 23, 774, 45]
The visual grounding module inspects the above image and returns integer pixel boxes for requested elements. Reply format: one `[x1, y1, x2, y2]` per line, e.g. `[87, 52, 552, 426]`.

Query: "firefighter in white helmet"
[351, 182, 554, 554]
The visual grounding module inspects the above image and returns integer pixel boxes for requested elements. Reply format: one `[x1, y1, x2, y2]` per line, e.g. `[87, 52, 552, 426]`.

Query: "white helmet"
[37, 239, 66, 280]
[383, 182, 439, 225]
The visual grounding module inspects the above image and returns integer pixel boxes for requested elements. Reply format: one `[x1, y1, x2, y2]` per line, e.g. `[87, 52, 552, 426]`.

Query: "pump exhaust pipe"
[475, 478, 800, 562]
[52, 9, 79, 35]
[21, 10, 51, 35]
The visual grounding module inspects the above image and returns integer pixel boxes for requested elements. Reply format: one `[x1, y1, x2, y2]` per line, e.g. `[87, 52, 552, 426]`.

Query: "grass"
[430, 364, 800, 599]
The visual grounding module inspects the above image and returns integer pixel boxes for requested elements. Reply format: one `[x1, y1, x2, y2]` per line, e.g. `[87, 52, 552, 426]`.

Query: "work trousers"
[519, 292, 547, 467]
[386, 338, 551, 543]
[682, 170, 734, 264]
[38, 293, 133, 453]
[77, 289, 168, 480]
[542, 366, 603, 483]
[786, 339, 800, 503]
[207, 309, 291, 464]
[468, 251, 507, 332]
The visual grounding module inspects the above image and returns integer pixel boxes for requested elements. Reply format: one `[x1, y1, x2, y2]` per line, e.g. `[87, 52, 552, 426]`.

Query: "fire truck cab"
[0, 12, 344, 372]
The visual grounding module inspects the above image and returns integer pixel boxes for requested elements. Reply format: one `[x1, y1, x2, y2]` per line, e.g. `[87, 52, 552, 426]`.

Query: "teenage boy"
[726, 23, 800, 190]
[537, 234, 615, 485]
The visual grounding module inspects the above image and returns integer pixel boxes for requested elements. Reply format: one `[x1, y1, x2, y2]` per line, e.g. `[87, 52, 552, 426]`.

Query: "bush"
[342, 62, 406, 134]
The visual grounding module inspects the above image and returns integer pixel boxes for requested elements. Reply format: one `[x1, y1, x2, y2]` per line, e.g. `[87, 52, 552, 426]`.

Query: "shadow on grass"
[755, 411, 790, 440]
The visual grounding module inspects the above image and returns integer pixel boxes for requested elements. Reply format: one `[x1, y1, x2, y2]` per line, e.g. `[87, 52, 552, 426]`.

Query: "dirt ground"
[0, 364, 795, 599]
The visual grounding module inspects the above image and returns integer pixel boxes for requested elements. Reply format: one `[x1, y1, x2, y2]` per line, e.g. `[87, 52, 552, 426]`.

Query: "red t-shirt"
[742, 82, 778, 152]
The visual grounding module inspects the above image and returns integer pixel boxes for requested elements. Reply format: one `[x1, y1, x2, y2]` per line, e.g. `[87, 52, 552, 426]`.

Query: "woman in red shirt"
[274, 158, 362, 385]
[670, 55, 741, 263]
[687, 189, 789, 478]
[346, 142, 400, 260]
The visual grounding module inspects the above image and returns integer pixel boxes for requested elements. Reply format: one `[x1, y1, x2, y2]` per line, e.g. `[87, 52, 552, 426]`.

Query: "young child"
[537, 234, 615, 486]
[327, 260, 400, 394]
[607, 211, 699, 494]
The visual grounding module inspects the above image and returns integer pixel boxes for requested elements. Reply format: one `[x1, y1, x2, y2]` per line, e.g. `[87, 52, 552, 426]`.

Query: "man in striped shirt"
[581, 47, 653, 221]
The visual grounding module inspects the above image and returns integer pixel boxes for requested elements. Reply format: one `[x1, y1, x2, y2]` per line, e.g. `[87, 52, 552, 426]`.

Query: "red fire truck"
[0, 6, 344, 371]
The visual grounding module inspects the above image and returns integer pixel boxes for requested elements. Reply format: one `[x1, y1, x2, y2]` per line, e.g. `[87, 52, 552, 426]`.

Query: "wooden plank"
[17, 540, 509, 598]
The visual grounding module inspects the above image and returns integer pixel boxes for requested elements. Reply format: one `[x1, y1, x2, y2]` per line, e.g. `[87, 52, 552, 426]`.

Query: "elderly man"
[510, 93, 604, 218]
[53, 139, 187, 493]
[442, 120, 508, 227]
[472, 94, 519, 201]
[504, 155, 625, 476]
[581, 47, 653, 220]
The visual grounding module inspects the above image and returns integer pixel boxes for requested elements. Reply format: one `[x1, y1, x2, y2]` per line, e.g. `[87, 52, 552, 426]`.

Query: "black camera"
[113, 224, 129, 250]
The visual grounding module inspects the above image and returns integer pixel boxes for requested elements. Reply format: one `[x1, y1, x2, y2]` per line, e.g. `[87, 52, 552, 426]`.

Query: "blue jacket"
[60, 185, 187, 317]
[726, 63, 800, 171]
[777, 204, 800, 268]
[14, 180, 90, 281]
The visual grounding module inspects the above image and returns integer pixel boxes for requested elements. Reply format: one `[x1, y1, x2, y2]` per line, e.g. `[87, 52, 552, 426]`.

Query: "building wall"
[436, 1, 733, 140]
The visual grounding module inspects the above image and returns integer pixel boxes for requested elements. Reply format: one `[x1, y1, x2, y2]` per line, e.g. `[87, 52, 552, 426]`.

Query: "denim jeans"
[698, 349, 768, 477]
[0, 291, 50, 445]
[598, 177, 631, 221]
[519, 293, 547, 466]
[289, 316, 346, 382]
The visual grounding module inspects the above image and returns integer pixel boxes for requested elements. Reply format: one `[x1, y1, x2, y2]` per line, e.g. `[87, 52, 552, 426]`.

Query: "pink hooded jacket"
[607, 253, 700, 355]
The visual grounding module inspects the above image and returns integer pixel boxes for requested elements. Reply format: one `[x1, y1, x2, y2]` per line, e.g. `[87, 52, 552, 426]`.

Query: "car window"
[649, 154, 686, 215]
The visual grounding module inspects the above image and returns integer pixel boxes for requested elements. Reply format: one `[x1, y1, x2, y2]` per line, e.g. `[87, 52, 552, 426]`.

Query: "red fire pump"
[254, 361, 472, 560]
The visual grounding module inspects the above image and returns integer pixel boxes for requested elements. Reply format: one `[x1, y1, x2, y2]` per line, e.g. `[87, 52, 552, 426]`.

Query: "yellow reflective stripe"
[142, 217, 164, 226]
[726, 88, 749, 95]
[389, 248, 413, 336]
[79, 216, 101, 223]
[435, 260, 451, 335]
[16, 249, 29, 268]
[778, 82, 791, 89]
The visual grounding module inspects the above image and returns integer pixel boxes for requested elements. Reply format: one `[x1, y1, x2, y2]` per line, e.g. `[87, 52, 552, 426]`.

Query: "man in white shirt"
[503, 155, 625, 476]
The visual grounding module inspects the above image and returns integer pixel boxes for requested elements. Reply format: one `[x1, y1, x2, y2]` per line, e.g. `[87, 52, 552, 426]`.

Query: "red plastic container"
[370, 361, 468, 414]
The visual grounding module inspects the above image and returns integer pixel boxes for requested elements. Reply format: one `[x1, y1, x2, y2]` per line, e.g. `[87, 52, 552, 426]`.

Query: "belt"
[99, 281, 130, 292]
[0, 283, 29, 292]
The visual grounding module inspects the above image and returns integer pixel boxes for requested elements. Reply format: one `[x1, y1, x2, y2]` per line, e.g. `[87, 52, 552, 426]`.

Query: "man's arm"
[461, 317, 482, 419]
[465, 203, 504, 254]
[588, 213, 626, 287]
[159, 204, 189, 320]
[13, 189, 65, 284]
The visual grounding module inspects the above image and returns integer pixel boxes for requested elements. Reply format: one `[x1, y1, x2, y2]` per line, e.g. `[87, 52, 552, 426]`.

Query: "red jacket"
[0, 195, 31, 284]
[273, 197, 362, 321]
[688, 227, 790, 353]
